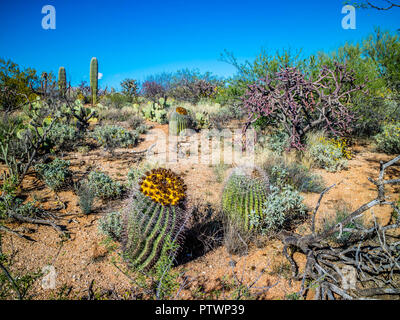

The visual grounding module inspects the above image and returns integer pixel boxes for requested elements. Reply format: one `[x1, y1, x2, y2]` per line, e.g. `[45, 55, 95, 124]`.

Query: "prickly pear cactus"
[122, 168, 187, 271]
[222, 169, 270, 231]
[141, 102, 167, 124]
[169, 107, 190, 136]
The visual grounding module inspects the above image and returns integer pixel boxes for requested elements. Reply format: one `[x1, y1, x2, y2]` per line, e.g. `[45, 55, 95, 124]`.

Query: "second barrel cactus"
[222, 169, 270, 231]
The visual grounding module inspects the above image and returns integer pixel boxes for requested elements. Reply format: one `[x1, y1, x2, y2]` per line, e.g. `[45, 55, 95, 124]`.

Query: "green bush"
[267, 130, 290, 155]
[261, 185, 307, 232]
[98, 211, 122, 241]
[261, 157, 325, 193]
[91, 125, 139, 150]
[374, 121, 400, 154]
[35, 158, 72, 191]
[87, 171, 124, 200]
[306, 134, 349, 172]
[46, 123, 80, 151]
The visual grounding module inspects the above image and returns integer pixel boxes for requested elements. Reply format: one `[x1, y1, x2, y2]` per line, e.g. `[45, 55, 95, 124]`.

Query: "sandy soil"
[1, 124, 399, 300]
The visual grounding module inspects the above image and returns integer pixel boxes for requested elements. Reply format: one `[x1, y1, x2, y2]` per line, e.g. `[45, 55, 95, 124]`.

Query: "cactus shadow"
[175, 203, 224, 266]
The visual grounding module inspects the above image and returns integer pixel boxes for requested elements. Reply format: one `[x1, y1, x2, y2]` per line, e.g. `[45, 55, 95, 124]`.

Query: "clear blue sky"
[0, 0, 399, 89]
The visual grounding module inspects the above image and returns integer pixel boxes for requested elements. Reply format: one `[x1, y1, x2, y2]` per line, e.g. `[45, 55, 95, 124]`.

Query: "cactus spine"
[90, 57, 98, 105]
[169, 107, 190, 136]
[58, 67, 66, 97]
[122, 168, 187, 272]
[222, 171, 269, 231]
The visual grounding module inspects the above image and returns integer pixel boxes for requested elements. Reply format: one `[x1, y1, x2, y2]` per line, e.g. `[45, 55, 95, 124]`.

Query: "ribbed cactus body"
[169, 108, 190, 136]
[58, 67, 66, 97]
[122, 168, 187, 272]
[122, 191, 184, 271]
[222, 172, 269, 231]
[90, 57, 98, 105]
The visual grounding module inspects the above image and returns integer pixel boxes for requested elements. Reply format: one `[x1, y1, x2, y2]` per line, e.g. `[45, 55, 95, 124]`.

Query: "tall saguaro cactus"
[58, 67, 66, 97]
[90, 57, 98, 105]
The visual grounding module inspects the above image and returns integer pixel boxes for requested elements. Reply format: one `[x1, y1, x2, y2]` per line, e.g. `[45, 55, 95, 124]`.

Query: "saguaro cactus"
[58, 67, 66, 97]
[122, 168, 187, 271]
[222, 170, 270, 231]
[90, 57, 98, 105]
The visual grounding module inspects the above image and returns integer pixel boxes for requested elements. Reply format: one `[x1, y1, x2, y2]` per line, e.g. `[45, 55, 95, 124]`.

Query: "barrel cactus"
[90, 57, 98, 105]
[169, 107, 190, 136]
[222, 169, 270, 231]
[122, 168, 187, 271]
[58, 67, 66, 97]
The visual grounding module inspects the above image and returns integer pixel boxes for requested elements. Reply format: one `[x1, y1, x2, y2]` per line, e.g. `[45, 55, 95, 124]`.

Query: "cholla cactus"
[222, 169, 270, 231]
[169, 107, 190, 136]
[122, 168, 187, 271]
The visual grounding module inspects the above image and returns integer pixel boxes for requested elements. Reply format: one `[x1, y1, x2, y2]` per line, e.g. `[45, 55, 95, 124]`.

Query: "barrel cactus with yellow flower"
[122, 168, 188, 271]
[169, 107, 191, 136]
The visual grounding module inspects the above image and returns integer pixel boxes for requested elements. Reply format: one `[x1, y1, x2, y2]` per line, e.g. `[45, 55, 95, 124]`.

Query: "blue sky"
[0, 0, 399, 89]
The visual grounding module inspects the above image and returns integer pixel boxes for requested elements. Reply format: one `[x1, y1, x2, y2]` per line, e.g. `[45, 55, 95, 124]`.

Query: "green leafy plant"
[261, 185, 307, 232]
[87, 171, 124, 200]
[374, 121, 400, 154]
[35, 158, 72, 191]
[261, 156, 325, 193]
[46, 122, 80, 151]
[306, 133, 350, 172]
[91, 125, 139, 151]
[98, 211, 122, 241]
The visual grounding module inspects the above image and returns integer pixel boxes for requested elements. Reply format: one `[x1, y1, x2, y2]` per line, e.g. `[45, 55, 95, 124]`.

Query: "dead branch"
[278, 155, 400, 300]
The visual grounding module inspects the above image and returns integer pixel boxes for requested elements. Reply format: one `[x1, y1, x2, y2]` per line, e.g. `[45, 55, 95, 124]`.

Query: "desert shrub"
[209, 104, 243, 128]
[262, 159, 325, 193]
[261, 185, 307, 232]
[98, 211, 122, 241]
[127, 167, 144, 189]
[76, 180, 95, 215]
[46, 123, 80, 151]
[373, 121, 400, 154]
[91, 125, 139, 150]
[35, 158, 72, 191]
[127, 115, 148, 134]
[306, 133, 351, 172]
[87, 171, 124, 200]
[101, 93, 131, 109]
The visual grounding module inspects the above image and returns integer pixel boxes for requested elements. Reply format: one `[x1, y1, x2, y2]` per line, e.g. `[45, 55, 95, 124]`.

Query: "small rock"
[229, 260, 237, 267]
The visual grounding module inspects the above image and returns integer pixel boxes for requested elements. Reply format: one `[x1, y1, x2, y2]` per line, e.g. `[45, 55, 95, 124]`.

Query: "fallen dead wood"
[278, 155, 400, 300]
